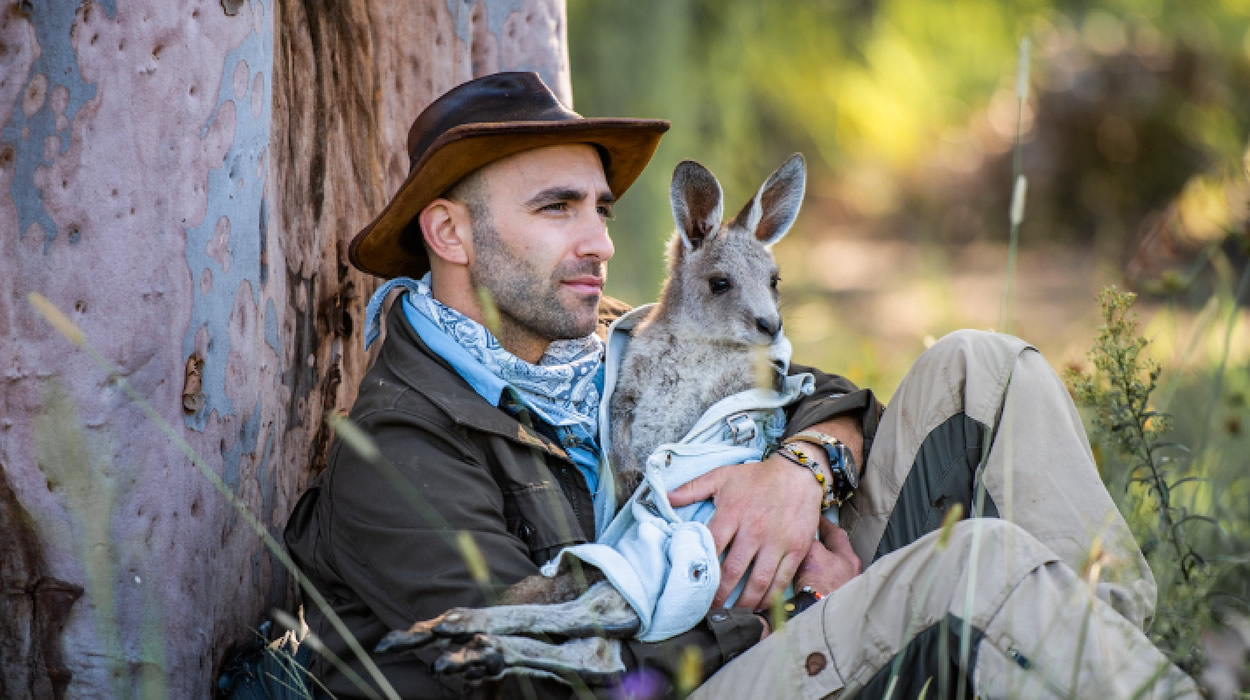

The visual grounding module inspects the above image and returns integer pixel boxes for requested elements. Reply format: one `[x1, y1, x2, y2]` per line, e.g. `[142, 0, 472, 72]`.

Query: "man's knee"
[895, 329, 1035, 426]
[944, 517, 1024, 548]
[923, 329, 1029, 366]
[936, 519, 1057, 577]
[872, 519, 1056, 594]
[940, 522, 1060, 600]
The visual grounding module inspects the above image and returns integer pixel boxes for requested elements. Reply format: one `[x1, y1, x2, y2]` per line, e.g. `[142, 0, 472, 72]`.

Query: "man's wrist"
[788, 415, 865, 477]
[773, 444, 837, 511]
[782, 431, 860, 507]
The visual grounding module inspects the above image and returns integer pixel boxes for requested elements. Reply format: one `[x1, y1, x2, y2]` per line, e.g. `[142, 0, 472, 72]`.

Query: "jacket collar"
[378, 308, 572, 461]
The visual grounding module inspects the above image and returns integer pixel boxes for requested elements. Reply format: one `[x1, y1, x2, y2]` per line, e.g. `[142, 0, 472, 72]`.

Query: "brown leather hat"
[348, 72, 670, 279]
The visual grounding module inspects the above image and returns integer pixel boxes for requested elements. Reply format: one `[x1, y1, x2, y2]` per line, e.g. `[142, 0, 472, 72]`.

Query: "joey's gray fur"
[377, 154, 807, 684]
[609, 153, 807, 500]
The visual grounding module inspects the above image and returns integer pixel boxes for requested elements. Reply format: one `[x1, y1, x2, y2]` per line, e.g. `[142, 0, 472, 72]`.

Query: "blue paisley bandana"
[364, 275, 605, 430]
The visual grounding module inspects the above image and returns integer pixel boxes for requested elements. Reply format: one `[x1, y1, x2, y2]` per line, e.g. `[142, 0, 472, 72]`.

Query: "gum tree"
[0, 1, 570, 695]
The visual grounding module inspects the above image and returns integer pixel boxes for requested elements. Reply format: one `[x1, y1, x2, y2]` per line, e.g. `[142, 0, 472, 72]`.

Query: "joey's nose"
[756, 316, 781, 339]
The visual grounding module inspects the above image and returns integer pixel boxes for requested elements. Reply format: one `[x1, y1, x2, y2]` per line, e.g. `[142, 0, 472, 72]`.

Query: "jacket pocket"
[502, 481, 586, 557]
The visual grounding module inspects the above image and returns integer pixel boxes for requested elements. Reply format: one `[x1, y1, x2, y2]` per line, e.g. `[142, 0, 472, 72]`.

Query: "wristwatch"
[783, 430, 859, 505]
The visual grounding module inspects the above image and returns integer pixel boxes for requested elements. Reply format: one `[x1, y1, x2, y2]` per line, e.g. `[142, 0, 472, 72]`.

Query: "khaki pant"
[693, 330, 1197, 698]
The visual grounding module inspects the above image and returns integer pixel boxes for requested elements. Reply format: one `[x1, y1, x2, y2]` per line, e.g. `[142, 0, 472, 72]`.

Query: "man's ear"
[419, 198, 471, 266]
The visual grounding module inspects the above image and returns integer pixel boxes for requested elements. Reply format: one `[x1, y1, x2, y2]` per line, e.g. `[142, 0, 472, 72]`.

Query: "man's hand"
[668, 453, 822, 610]
[667, 415, 864, 611]
[795, 518, 861, 596]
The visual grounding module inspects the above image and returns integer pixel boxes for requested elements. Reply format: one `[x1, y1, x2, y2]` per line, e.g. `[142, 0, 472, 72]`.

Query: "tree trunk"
[0, 1, 569, 695]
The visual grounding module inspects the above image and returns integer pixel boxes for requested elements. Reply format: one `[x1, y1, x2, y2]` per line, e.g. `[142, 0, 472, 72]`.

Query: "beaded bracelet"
[773, 443, 838, 511]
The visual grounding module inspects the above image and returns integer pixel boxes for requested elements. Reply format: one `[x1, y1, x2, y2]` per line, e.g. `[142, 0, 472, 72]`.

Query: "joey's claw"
[376, 609, 486, 653]
[375, 626, 435, 653]
[434, 635, 505, 679]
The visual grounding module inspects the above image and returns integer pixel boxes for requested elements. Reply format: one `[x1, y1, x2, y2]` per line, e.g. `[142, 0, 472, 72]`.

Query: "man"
[283, 72, 1196, 698]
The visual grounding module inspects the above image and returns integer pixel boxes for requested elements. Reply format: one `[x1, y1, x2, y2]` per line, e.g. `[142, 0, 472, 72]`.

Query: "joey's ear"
[731, 153, 806, 246]
[419, 198, 471, 266]
[670, 160, 724, 252]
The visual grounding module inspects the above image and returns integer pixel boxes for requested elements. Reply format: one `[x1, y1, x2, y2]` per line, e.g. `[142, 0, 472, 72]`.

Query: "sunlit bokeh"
[571, 0, 1250, 685]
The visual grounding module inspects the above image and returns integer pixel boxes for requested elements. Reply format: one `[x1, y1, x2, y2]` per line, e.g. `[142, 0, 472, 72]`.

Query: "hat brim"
[349, 118, 670, 279]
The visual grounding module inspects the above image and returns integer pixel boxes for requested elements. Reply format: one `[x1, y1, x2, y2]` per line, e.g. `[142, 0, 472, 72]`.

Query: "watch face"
[835, 444, 859, 490]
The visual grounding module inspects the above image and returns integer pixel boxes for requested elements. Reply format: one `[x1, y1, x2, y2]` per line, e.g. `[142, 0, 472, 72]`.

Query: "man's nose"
[577, 212, 615, 262]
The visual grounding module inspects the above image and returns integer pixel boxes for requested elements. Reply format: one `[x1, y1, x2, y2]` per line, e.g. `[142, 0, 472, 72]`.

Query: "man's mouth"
[562, 276, 604, 294]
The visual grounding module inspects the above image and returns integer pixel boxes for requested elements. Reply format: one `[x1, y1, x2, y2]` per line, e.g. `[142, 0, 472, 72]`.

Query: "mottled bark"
[0, 0, 568, 695]
[0, 461, 83, 700]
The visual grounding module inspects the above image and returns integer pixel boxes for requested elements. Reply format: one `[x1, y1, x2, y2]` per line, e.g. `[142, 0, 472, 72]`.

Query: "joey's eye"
[770, 275, 780, 290]
[709, 276, 731, 295]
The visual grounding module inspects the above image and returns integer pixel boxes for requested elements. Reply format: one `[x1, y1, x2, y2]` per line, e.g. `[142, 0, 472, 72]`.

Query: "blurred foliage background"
[570, 0, 1250, 687]
[570, 0, 1250, 391]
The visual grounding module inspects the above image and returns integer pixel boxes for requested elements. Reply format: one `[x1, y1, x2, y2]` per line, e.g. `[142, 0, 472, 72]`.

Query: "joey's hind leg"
[377, 580, 640, 653]
[435, 633, 626, 685]
[499, 565, 605, 606]
[376, 569, 589, 652]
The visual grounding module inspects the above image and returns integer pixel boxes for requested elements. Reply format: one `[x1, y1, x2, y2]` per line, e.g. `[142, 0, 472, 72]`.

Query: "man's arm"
[785, 360, 883, 470]
[667, 363, 882, 610]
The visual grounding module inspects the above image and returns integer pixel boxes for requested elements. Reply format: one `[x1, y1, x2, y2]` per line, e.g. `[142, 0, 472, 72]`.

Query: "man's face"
[464, 144, 615, 349]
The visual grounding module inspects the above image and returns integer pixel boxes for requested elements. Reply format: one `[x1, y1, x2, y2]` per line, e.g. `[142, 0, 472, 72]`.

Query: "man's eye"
[596, 204, 614, 219]
[540, 202, 569, 213]
[709, 276, 731, 295]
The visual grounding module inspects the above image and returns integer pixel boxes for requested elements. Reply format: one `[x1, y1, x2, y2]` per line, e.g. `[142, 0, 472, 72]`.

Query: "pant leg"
[690, 520, 1197, 699]
[839, 329, 1156, 628]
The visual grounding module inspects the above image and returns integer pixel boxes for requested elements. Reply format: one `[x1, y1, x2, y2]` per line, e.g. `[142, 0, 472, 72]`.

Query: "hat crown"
[406, 72, 579, 171]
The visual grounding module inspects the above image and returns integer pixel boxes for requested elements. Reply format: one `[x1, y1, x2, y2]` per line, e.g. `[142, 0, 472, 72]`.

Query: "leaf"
[1181, 551, 1206, 576]
[1166, 477, 1206, 491]
[1176, 514, 1219, 529]
[1151, 441, 1192, 454]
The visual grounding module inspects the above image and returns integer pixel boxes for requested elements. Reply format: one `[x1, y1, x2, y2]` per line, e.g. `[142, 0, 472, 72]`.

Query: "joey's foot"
[376, 608, 484, 653]
[434, 633, 626, 685]
[433, 634, 507, 680]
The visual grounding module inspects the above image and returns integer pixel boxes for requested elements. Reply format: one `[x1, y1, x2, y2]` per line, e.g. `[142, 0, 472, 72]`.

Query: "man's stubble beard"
[467, 216, 603, 345]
